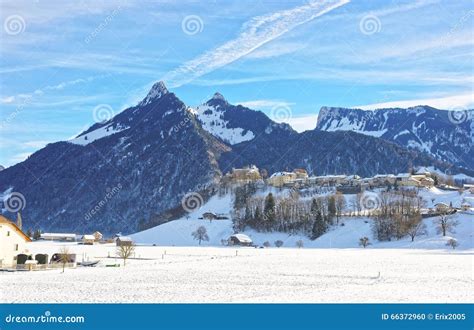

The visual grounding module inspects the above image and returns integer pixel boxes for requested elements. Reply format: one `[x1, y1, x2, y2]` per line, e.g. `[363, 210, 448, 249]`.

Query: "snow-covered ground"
[0, 244, 471, 303]
[1, 186, 471, 303]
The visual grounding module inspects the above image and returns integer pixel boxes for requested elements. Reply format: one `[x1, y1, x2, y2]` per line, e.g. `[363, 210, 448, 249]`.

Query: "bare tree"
[406, 219, 427, 242]
[192, 226, 209, 245]
[359, 237, 370, 248]
[116, 244, 135, 266]
[59, 246, 71, 273]
[295, 240, 304, 248]
[263, 241, 271, 248]
[446, 238, 458, 249]
[274, 240, 284, 248]
[434, 211, 458, 236]
[334, 193, 346, 224]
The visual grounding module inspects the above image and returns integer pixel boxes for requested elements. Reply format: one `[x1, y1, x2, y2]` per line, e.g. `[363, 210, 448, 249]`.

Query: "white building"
[0, 215, 31, 268]
[40, 233, 76, 241]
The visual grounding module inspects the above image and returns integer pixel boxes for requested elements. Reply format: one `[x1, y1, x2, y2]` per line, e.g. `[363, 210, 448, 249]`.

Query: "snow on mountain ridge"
[195, 103, 255, 145]
[316, 106, 474, 171]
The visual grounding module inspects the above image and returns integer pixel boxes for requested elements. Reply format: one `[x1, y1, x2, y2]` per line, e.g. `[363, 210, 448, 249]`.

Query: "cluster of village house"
[223, 165, 469, 192]
[0, 214, 134, 269]
[0, 211, 254, 269]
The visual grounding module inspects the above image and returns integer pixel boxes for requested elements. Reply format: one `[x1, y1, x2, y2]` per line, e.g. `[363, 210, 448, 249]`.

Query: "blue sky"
[1, 0, 473, 167]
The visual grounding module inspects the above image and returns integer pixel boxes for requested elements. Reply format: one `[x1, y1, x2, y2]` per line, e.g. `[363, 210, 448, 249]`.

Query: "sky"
[0, 0, 473, 167]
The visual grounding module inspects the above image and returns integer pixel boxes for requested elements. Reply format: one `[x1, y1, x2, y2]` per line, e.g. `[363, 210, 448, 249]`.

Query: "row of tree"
[233, 189, 347, 240]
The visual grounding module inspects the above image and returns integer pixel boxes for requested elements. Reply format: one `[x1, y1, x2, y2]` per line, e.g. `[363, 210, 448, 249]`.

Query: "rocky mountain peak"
[139, 81, 169, 106]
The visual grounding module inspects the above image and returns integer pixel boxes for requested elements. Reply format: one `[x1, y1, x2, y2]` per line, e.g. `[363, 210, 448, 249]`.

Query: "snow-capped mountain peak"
[139, 81, 169, 106]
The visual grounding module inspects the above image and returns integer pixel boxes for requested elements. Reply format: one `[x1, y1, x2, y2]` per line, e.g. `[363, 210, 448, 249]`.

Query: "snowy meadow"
[1, 243, 472, 303]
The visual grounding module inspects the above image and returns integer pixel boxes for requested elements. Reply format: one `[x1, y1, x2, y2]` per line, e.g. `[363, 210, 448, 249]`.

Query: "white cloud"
[1, 96, 15, 104]
[285, 114, 319, 132]
[356, 92, 474, 110]
[237, 99, 293, 109]
[162, 0, 350, 87]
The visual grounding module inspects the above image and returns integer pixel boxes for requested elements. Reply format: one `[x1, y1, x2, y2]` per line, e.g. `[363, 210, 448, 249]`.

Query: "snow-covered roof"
[270, 172, 295, 178]
[396, 173, 411, 178]
[435, 202, 449, 207]
[41, 233, 76, 238]
[373, 174, 395, 178]
[117, 236, 133, 242]
[82, 235, 95, 240]
[230, 233, 252, 243]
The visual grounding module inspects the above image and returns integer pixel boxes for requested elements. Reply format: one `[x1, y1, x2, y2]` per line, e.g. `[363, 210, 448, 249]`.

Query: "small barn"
[202, 212, 217, 221]
[116, 236, 133, 247]
[82, 235, 95, 245]
[229, 234, 253, 246]
[40, 233, 76, 242]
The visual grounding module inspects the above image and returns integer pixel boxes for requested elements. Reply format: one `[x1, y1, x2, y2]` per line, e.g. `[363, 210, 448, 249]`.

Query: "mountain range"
[316, 106, 473, 172]
[0, 81, 471, 234]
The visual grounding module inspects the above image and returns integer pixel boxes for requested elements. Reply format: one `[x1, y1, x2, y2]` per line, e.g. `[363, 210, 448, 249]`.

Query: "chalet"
[93, 231, 103, 242]
[267, 172, 297, 187]
[116, 236, 133, 247]
[228, 234, 253, 246]
[0, 215, 31, 268]
[461, 202, 471, 211]
[40, 233, 76, 242]
[82, 235, 95, 245]
[434, 202, 450, 213]
[230, 165, 261, 183]
[370, 174, 396, 186]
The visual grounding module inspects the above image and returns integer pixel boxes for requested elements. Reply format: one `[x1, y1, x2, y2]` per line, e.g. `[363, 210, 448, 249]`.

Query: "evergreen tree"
[310, 198, 319, 214]
[33, 229, 41, 240]
[254, 206, 263, 231]
[264, 193, 276, 230]
[311, 211, 326, 240]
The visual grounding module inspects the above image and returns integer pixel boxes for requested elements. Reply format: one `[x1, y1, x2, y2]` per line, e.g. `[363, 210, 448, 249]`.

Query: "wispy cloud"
[356, 92, 474, 110]
[237, 99, 293, 109]
[162, 0, 350, 87]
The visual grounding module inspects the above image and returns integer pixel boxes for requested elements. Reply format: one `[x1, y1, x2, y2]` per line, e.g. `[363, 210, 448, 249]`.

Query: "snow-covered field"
[1, 186, 471, 303]
[1, 243, 472, 303]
